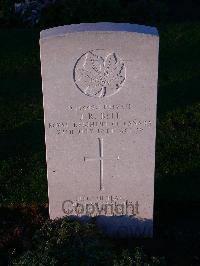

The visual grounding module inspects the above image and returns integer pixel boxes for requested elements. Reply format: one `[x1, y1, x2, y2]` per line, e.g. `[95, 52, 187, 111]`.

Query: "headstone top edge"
[40, 22, 159, 39]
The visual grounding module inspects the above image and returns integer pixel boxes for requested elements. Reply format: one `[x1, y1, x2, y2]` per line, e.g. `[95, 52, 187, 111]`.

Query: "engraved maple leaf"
[76, 51, 125, 97]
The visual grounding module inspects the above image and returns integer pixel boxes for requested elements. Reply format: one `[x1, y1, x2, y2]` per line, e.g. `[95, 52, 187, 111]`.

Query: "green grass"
[12, 218, 166, 266]
[0, 22, 200, 266]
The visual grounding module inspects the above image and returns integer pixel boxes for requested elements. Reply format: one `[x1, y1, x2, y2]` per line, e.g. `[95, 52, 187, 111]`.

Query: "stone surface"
[40, 22, 159, 237]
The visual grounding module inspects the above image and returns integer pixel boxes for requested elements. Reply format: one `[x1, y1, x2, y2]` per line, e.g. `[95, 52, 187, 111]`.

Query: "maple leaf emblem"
[74, 50, 126, 98]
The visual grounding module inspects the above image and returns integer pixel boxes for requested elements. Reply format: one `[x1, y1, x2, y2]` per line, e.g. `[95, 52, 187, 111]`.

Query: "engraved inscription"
[84, 138, 120, 191]
[73, 50, 126, 98]
[48, 103, 152, 136]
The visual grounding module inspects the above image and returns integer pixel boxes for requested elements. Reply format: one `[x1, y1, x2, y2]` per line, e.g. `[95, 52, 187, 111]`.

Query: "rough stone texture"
[40, 22, 159, 237]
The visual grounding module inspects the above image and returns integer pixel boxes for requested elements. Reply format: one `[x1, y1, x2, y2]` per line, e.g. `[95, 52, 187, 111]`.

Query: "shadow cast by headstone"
[67, 215, 153, 238]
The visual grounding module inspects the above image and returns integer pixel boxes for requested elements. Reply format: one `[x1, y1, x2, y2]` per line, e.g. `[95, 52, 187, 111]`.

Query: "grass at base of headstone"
[10, 217, 166, 266]
[1, 204, 200, 265]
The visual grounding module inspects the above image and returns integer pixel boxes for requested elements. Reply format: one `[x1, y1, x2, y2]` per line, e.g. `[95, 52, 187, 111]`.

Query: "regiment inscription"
[48, 103, 152, 136]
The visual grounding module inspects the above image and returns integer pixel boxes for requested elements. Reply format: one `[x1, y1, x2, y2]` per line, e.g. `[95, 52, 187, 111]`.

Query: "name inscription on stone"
[48, 103, 152, 136]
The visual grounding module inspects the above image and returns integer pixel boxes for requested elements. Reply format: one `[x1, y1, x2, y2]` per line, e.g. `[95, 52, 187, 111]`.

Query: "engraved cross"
[84, 138, 120, 191]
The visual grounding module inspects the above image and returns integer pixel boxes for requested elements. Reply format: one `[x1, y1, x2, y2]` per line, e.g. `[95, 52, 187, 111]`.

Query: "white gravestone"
[40, 22, 159, 237]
